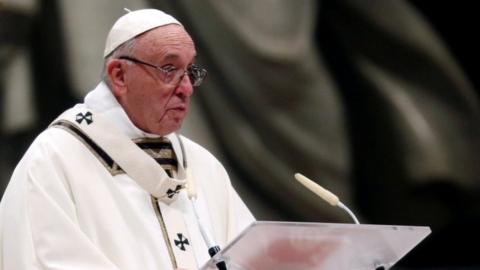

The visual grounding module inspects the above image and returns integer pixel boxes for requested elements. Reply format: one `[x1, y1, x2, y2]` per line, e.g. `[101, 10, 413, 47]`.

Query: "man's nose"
[175, 75, 194, 97]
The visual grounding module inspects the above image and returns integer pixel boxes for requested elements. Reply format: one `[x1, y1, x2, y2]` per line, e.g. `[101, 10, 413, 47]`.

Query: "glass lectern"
[200, 221, 431, 270]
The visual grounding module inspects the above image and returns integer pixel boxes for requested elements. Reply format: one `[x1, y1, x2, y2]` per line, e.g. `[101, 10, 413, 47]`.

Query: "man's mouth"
[168, 105, 187, 112]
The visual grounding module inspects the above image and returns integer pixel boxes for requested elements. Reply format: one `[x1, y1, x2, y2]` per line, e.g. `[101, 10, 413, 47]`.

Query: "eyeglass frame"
[117, 55, 207, 87]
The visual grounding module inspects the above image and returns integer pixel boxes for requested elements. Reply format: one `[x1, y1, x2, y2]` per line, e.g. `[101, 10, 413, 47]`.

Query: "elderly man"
[0, 9, 254, 270]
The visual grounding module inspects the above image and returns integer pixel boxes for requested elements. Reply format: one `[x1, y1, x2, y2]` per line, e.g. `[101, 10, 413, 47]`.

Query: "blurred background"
[1, 0, 479, 269]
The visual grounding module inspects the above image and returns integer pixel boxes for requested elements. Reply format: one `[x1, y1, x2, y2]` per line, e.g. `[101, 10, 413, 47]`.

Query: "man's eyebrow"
[160, 53, 197, 63]
[162, 54, 180, 61]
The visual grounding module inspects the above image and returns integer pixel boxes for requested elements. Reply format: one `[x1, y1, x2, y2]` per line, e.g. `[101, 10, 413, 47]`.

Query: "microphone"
[294, 173, 360, 224]
[186, 168, 227, 270]
[177, 134, 227, 269]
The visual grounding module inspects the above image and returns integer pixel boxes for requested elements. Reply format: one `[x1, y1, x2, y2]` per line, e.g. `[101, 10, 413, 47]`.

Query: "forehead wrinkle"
[137, 25, 195, 60]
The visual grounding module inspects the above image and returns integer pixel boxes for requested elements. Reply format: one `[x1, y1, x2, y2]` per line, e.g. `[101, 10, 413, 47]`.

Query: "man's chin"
[151, 120, 184, 136]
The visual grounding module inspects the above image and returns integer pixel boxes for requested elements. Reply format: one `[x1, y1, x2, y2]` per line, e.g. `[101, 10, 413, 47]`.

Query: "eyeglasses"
[118, 56, 207, 87]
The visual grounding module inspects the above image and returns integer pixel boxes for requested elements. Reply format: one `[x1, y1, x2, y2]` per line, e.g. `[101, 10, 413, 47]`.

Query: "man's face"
[112, 25, 197, 136]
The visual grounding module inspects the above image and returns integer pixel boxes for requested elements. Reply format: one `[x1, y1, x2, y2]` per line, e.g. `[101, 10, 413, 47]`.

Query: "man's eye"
[162, 65, 178, 73]
[189, 65, 199, 72]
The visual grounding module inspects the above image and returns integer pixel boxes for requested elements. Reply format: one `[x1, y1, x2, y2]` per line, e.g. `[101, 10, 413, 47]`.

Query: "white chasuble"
[0, 82, 255, 270]
[154, 199, 198, 269]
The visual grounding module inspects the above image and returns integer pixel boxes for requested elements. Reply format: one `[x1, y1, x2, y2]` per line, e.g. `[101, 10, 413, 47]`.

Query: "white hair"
[101, 37, 138, 87]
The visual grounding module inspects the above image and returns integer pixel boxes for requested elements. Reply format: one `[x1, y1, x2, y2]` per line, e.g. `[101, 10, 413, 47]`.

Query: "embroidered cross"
[174, 233, 190, 251]
[75, 112, 93, 125]
[166, 185, 183, 198]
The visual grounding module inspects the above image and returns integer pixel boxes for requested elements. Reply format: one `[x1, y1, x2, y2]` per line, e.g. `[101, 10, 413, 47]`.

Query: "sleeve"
[226, 186, 256, 242]
[222, 159, 256, 242]
[24, 144, 121, 270]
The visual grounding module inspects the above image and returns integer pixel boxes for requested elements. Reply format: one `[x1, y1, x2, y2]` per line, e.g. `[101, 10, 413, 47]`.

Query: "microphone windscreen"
[295, 173, 339, 206]
[186, 168, 197, 199]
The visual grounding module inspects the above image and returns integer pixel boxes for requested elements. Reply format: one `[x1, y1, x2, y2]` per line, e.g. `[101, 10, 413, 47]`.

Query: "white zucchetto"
[103, 9, 182, 57]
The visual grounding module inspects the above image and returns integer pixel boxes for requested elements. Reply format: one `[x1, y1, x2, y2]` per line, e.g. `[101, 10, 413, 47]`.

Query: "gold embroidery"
[151, 196, 178, 269]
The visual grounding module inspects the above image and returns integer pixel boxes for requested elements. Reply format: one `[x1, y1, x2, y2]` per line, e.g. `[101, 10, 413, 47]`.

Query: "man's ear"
[107, 59, 127, 96]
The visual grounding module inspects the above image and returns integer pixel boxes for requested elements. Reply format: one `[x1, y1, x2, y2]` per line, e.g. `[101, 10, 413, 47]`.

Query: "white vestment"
[0, 82, 254, 270]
